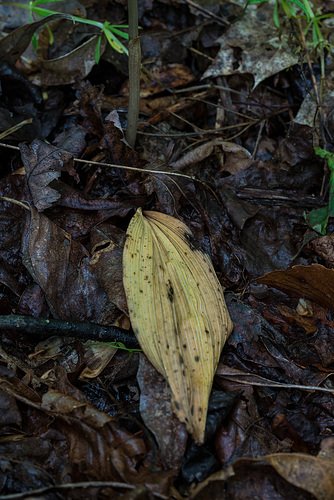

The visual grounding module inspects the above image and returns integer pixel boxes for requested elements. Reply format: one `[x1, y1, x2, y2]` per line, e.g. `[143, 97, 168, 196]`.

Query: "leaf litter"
[0, 0, 334, 497]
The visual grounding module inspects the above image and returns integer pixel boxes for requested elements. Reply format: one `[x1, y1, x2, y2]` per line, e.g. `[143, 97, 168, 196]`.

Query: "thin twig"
[0, 481, 168, 499]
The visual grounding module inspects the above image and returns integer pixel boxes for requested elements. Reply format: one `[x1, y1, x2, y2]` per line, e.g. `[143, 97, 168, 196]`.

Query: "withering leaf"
[252, 444, 334, 500]
[0, 14, 68, 65]
[39, 35, 107, 86]
[42, 388, 146, 482]
[123, 208, 233, 444]
[0, 361, 147, 487]
[203, 4, 298, 88]
[170, 140, 253, 175]
[256, 264, 334, 311]
[20, 139, 77, 211]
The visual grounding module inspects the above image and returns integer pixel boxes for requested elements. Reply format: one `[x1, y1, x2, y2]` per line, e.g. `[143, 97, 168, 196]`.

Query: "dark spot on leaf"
[167, 280, 174, 302]
[174, 401, 180, 410]
[183, 344, 187, 349]
[191, 406, 194, 416]
[179, 355, 184, 364]
[195, 355, 200, 362]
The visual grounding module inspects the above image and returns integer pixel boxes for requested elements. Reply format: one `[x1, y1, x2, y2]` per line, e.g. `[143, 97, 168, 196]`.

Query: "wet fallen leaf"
[170, 140, 253, 174]
[0, 14, 68, 65]
[123, 208, 233, 443]
[137, 354, 188, 470]
[203, 3, 298, 88]
[89, 224, 128, 314]
[20, 139, 77, 211]
[38, 35, 107, 86]
[256, 264, 334, 311]
[253, 445, 334, 500]
[121, 63, 196, 97]
[21, 207, 116, 323]
[309, 232, 334, 268]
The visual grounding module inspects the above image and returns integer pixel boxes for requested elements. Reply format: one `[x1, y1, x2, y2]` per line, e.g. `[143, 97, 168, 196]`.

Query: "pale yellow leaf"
[123, 208, 233, 443]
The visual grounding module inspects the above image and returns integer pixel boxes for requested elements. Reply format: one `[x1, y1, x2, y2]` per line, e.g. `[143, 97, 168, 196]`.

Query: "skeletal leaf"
[123, 208, 233, 443]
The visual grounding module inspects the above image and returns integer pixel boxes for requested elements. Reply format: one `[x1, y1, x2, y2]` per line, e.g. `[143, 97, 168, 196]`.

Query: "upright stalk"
[126, 0, 141, 148]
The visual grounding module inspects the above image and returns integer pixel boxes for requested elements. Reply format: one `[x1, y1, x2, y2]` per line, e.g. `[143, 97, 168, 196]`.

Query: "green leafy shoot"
[304, 148, 334, 235]
[5, 1, 129, 60]
[86, 341, 142, 358]
[244, 0, 334, 51]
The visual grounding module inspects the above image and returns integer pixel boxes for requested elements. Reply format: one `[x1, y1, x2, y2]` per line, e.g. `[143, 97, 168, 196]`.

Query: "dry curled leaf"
[123, 208, 233, 443]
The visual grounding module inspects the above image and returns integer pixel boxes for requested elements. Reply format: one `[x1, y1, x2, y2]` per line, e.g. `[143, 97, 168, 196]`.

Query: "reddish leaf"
[256, 264, 334, 311]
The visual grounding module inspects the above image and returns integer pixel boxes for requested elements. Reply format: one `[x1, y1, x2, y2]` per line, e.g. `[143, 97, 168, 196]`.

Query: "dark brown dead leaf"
[49, 179, 146, 214]
[0, 174, 31, 285]
[190, 456, 313, 500]
[0, 14, 67, 65]
[0, 363, 149, 487]
[137, 355, 188, 470]
[52, 123, 87, 158]
[39, 36, 107, 86]
[272, 414, 310, 453]
[0, 388, 21, 426]
[256, 264, 334, 311]
[309, 232, 334, 268]
[0, 457, 58, 499]
[258, 445, 334, 500]
[42, 389, 146, 483]
[20, 139, 78, 211]
[0, 265, 24, 297]
[277, 123, 316, 166]
[21, 207, 115, 323]
[76, 80, 104, 137]
[121, 63, 195, 97]
[277, 303, 317, 335]
[170, 140, 253, 174]
[311, 321, 334, 368]
[89, 223, 128, 315]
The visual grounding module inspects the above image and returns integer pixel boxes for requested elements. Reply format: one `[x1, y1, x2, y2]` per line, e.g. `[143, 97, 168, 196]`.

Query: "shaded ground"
[1, 0, 334, 498]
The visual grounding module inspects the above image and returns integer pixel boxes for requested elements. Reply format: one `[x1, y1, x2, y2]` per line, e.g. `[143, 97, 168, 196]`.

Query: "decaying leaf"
[123, 208, 233, 443]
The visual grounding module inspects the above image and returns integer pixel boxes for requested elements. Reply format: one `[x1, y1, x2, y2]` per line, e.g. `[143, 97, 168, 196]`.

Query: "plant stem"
[126, 0, 141, 148]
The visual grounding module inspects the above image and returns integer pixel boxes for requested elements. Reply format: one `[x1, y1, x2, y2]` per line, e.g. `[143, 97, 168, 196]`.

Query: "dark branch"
[0, 315, 140, 348]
